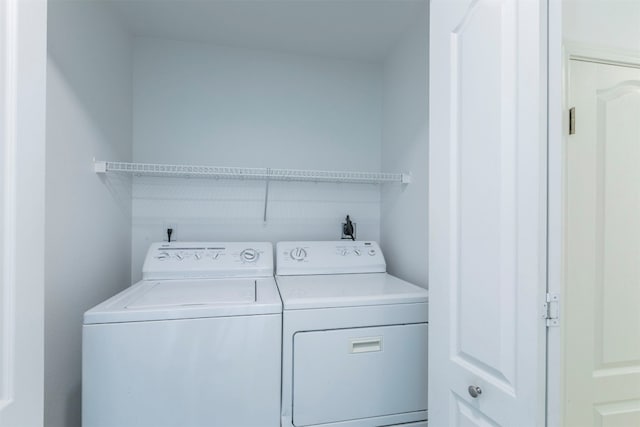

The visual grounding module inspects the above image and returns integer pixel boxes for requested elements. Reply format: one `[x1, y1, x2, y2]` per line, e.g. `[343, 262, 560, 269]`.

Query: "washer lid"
[84, 277, 282, 324]
[126, 279, 255, 309]
[275, 273, 428, 310]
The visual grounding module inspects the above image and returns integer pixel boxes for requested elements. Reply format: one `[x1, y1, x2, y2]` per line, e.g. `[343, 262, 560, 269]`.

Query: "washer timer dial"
[240, 248, 259, 263]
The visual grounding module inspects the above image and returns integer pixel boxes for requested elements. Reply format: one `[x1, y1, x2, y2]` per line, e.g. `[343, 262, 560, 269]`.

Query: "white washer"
[276, 241, 429, 427]
[82, 242, 282, 427]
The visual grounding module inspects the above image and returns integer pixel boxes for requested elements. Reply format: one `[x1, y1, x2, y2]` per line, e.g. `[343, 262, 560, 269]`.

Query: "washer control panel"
[142, 241, 273, 280]
[276, 241, 386, 276]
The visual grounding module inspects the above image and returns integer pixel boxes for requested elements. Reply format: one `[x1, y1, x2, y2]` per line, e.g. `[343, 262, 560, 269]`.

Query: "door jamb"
[545, 2, 562, 424]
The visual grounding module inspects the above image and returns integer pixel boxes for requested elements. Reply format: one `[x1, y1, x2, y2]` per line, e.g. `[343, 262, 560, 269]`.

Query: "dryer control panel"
[276, 241, 386, 276]
[142, 242, 273, 280]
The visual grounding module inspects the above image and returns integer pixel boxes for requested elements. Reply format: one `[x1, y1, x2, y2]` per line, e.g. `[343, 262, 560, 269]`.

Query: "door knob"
[468, 385, 482, 398]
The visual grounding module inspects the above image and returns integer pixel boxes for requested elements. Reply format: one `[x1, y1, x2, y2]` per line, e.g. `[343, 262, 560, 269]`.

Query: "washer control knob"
[354, 249, 361, 256]
[156, 252, 170, 260]
[290, 247, 307, 261]
[368, 249, 376, 256]
[240, 248, 259, 263]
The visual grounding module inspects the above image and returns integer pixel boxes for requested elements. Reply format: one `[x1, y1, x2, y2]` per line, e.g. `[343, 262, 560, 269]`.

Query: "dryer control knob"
[290, 247, 307, 261]
[240, 248, 259, 263]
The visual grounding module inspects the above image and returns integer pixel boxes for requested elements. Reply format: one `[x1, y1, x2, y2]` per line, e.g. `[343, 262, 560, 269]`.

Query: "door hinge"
[569, 107, 576, 135]
[543, 293, 560, 327]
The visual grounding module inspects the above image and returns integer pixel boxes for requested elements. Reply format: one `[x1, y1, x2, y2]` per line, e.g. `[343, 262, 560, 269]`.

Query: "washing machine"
[276, 241, 429, 427]
[82, 242, 282, 427]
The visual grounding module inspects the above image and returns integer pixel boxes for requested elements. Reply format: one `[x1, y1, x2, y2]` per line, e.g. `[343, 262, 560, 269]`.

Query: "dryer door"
[292, 323, 428, 426]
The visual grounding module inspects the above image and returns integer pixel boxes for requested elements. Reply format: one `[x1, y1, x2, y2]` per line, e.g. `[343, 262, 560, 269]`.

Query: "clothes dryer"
[83, 242, 281, 427]
[276, 241, 429, 427]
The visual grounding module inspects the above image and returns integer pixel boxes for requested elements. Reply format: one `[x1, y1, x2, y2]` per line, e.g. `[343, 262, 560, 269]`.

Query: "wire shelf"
[94, 161, 411, 184]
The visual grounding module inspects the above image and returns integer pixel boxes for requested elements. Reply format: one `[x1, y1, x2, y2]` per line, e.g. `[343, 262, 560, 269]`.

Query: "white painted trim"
[565, 42, 640, 69]
[0, 2, 46, 423]
[545, 1, 563, 426]
[0, 0, 18, 410]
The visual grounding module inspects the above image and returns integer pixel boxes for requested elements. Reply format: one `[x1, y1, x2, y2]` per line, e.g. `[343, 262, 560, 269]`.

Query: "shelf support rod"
[263, 168, 271, 222]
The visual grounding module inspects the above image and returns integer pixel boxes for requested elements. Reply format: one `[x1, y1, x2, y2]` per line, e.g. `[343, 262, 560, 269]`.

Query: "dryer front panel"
[292, 323, 428, 426]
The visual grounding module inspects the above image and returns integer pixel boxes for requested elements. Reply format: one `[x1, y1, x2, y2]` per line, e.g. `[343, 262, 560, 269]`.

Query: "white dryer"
[82, 242, 281, 427]
[276, 241, 429, 427]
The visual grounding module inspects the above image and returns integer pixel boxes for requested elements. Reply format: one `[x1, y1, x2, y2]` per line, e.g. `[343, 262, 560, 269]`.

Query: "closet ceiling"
[110, 0, 427, 61]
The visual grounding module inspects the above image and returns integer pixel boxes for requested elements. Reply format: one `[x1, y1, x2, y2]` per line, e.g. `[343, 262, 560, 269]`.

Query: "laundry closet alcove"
[44, 1, 429, 426]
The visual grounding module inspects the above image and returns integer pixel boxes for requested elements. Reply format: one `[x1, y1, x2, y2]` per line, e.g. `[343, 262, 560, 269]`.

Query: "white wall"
[131, 38, 383, 280]
[564, 0, 640, 53]
[45, 2, 132, 426]
[380, 9, 429, 288]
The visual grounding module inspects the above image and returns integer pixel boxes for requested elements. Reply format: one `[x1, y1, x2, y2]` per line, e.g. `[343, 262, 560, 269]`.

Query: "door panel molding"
[595, 84, 640, 371]
[449, 0, 518, 394]
[594, 400, 640, 427]
[451, 392, 501, 427]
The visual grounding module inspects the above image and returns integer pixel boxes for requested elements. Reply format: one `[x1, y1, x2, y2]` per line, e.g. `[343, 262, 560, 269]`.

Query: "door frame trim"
[0, 0, 46, 423]
[545, 3, 562, 425]
[546, 38, 640, 427]
[566, 42, 640, 69]
[0, 0, 19, 410]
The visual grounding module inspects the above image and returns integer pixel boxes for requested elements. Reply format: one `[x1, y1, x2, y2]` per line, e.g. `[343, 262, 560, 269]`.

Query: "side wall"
[380, 9, 429, 288]
[131, 38, 382, 280]
[563, 0, 640, 52]
[45, 2, 133, 426]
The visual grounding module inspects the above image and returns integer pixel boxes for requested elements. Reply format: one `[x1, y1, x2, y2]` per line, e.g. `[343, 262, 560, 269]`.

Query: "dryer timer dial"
[290, 247, 307, 261]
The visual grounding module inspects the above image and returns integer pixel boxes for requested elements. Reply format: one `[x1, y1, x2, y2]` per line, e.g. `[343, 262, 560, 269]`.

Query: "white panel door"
[0, 0, 47, 425]
[565, 59, 640, 427]
[429, 0, 547, 426]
